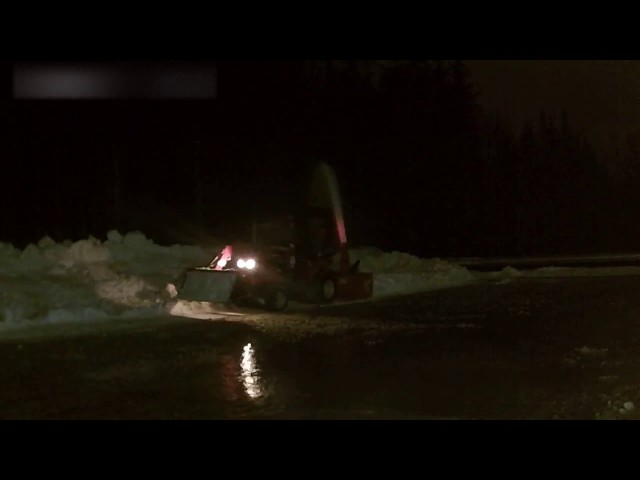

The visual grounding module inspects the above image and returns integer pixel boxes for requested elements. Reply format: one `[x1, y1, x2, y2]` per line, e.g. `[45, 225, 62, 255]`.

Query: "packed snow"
[3, 231, 640, 331]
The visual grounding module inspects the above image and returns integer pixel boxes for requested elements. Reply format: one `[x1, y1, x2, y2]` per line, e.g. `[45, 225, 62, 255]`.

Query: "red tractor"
[172, 162, 373, 311]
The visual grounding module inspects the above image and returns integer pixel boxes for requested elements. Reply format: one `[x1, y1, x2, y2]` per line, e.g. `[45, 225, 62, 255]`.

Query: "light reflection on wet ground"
[3, 276, 640, 419]
[240, 343, 263, 399]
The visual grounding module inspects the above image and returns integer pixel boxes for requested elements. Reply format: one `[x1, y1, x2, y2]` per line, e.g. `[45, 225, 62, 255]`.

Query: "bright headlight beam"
[237, 259, 245, 269]
[245, 259, 256, 270]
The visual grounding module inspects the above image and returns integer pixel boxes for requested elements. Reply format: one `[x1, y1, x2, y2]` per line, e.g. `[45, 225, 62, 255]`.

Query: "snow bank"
[478, 264, 640, 281]
[348, 248, 476, 297]
[525, 266, 640, 277]
[0, 235, 478, 328]
[13, 231, 637, 330]
[0, 231, 215, 327]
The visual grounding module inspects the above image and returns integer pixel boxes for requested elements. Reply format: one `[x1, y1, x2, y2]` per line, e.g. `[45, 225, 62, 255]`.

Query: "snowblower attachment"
[306, 162, 373, 302]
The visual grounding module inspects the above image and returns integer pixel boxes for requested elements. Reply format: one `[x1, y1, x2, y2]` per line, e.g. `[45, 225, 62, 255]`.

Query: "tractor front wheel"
[265, 287, 289, 312]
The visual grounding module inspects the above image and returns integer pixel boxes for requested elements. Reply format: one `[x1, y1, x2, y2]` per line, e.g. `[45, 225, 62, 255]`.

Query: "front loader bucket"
[177, 268, 237, 303]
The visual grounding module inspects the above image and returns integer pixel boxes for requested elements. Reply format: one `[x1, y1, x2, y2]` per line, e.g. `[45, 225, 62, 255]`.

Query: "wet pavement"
[3, 275, 640, 419]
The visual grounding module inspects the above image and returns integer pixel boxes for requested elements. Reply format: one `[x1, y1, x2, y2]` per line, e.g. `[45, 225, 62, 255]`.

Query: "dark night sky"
[7, 60, 640, 131]
[305, 60, 640, 157]
[464, 60, 640, 158]
[4, 59, 640, 255]
[7, 60, 640, 162]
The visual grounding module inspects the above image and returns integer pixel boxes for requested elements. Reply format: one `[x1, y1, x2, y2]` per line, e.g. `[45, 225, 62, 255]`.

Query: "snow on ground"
[4, 231, 640, 331]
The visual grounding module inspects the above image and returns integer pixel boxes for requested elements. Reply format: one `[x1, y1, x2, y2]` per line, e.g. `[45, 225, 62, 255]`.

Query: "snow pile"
[14, 231, 640, 329]
[0, 231, 215, 326]
[348, 248, 476, 298]
[0, 234, 479, 327]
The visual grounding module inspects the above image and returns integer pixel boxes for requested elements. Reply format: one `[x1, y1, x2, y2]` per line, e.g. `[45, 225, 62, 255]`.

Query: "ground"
[2, 275, 640, 419]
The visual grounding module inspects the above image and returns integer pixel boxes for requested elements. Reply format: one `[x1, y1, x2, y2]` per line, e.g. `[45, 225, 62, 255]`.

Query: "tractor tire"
[315, 275, 337, 304]
[265, 287, 289, 312]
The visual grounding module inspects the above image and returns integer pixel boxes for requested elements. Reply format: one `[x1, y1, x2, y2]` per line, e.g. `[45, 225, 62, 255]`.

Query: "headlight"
[217, 259, 227, 268]
[236, 258, 257, 270]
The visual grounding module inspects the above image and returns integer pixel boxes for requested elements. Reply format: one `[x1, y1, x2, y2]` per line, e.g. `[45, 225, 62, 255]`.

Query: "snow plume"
[0, 231, 215, 326]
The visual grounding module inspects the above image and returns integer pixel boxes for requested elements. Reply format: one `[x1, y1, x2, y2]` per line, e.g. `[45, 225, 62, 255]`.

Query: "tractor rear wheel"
[315, 275, 337, 303]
